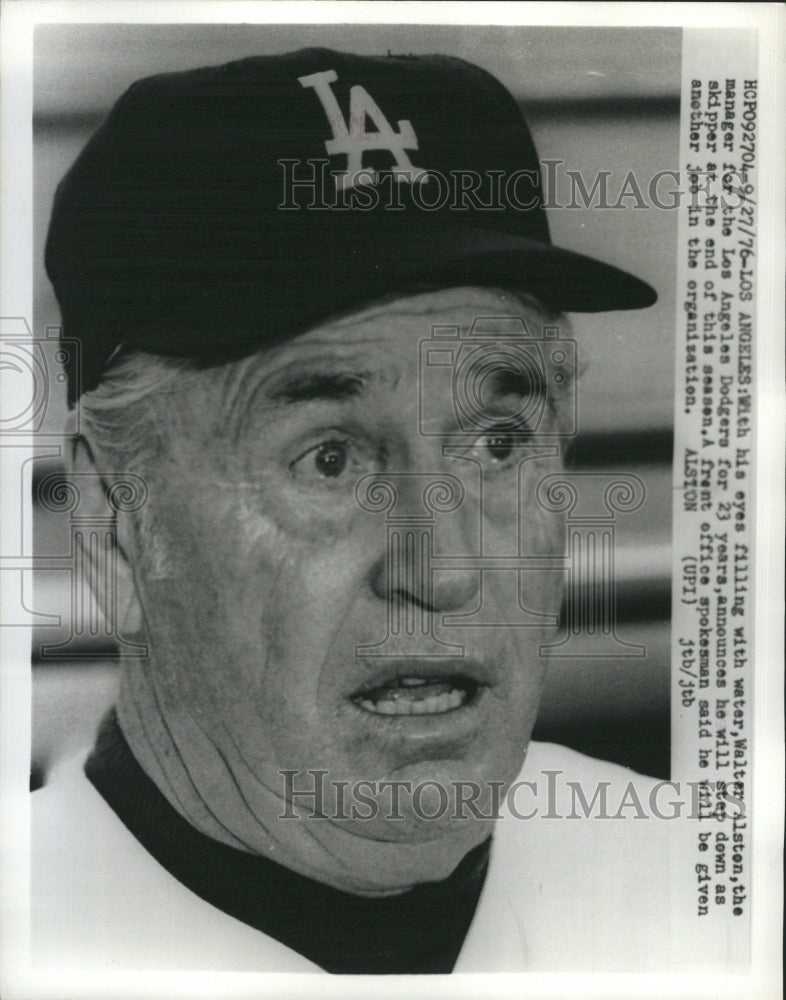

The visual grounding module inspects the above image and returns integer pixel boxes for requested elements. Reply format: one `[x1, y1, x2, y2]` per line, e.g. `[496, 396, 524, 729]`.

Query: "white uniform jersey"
[30, 741, 671, 972]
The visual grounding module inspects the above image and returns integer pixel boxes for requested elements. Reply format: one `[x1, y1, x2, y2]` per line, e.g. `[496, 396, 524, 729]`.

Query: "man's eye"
[482, 432, 515, 462]
[312, 440, 349, 478]
[469, 423, 531, 467]
[290, 438, 364, 484]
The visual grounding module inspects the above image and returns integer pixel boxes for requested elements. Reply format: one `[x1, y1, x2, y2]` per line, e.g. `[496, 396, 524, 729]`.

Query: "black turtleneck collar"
[84, 709, 490, 974]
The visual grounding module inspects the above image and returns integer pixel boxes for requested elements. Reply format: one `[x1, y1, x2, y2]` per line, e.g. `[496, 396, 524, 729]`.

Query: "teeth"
[358, 688, 467, 717]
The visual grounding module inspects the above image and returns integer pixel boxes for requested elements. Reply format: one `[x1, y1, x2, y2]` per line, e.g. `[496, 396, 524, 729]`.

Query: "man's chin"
[304, 754, 518, 846]
[277, 757, 500, 895]
[329, 807, 496, 895]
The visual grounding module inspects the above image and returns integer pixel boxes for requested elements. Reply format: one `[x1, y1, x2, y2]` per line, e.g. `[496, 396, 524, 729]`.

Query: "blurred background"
[31, 24, 679, 787]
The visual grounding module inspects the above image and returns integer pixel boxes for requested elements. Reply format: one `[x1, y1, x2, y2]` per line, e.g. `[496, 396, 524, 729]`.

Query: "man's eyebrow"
[265, 369, 372, 405]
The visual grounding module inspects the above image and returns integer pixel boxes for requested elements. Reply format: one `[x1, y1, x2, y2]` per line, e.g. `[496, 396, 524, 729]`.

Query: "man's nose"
[367, 475, 479, 614]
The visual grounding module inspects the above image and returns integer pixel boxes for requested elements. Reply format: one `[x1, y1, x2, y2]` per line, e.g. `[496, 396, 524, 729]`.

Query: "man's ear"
[68, 428, 144, 638]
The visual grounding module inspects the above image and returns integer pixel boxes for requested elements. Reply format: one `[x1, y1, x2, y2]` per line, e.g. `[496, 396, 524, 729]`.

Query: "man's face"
[124, 287, 568, 874]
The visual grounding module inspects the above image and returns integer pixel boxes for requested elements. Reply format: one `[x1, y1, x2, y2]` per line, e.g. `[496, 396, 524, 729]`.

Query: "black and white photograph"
[0, 3, 782, 997]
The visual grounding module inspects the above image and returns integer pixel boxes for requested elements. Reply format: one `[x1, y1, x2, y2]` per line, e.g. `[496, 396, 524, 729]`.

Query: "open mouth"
[351, 676, 482, 717]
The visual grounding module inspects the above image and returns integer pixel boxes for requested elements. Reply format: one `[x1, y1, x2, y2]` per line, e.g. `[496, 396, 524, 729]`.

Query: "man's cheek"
[263, 548, 372, 674]
[521, 468, 566, 549]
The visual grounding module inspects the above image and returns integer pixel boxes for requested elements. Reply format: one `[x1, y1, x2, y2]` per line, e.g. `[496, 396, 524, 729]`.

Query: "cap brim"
[376, 225, 657, 313]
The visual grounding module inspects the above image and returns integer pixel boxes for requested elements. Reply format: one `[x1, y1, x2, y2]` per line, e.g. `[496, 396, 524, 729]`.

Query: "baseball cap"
[45, 47, 657, 403]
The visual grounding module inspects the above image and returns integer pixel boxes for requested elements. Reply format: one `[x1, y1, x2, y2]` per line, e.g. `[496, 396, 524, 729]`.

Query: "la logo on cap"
[299, 69, 427, 191]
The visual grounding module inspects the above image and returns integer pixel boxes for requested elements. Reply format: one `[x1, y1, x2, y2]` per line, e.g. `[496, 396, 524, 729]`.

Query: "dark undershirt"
[84, 709, 490, 974]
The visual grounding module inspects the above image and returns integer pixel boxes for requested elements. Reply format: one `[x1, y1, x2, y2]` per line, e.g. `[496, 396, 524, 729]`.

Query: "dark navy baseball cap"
[45, 47, 657, 403]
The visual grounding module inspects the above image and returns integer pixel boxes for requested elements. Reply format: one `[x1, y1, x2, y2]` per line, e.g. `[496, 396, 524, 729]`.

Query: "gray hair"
[75, 352, 200, 579]
[77, 351, 194, 473]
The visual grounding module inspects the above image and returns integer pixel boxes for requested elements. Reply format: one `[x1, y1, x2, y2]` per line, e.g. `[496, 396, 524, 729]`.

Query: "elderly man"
[32, 49, 668, 973]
